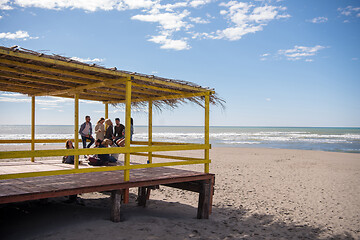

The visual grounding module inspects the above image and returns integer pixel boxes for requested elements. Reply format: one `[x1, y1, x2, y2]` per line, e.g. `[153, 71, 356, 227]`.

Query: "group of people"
[62, 115, 134, 165]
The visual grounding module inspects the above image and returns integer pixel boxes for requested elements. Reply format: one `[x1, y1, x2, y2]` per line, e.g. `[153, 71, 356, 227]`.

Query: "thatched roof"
[0, 46, 223, 109]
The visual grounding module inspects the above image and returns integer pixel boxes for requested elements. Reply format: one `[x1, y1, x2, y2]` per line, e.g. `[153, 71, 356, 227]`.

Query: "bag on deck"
[88, 156, 104, 166]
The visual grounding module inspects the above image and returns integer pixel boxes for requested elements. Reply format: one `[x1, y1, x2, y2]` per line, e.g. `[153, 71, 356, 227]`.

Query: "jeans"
[82, 136, 94, 148]
[108, 155, 117, 163]
[63, 155, 74, 164]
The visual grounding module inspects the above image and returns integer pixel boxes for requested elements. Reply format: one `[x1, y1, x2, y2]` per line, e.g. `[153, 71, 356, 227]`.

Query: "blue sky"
[0, 0, 359, 127]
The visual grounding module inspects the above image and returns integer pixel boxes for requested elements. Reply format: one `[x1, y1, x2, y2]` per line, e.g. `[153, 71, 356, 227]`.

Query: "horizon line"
[0, 125, 359, 128]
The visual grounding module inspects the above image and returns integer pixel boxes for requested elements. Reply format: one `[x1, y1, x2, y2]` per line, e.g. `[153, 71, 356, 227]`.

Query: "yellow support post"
[105, 103, 109, 119]
[124, 77, 132, 181]
[148, 100, 153, 164]
[74, 93, 79, 169]
[31, 96, 35, 162]
[204, 94, 210, 173]
[104, 103, 109, 130]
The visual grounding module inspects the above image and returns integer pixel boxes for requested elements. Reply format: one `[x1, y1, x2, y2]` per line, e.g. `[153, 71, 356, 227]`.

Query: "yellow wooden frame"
[0, 47, 213, 181]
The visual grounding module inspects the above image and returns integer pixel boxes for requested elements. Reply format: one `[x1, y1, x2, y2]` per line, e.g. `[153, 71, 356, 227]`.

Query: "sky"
[0, 0, 359, 127]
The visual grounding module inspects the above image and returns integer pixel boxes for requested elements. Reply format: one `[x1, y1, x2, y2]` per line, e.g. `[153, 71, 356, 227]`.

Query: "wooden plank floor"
[0, 166, 214, 205]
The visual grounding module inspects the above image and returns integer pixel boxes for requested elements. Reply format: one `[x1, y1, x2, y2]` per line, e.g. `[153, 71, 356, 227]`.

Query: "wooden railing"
[0, 140, 211, 180]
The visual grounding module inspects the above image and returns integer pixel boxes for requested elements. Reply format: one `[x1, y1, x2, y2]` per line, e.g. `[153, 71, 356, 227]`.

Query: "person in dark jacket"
[114, 118, 125, 139]
[79, 116, 94, 149]
[104, 119, 114, 139]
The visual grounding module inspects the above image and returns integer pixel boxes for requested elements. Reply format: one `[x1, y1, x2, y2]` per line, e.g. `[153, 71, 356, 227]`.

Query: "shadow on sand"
[0, 192, 356, 240]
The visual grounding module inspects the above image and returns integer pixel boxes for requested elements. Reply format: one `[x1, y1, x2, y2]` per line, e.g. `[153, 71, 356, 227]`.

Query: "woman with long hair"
[95, 117, 105, 141]
[62, 140, 75, 164]
[104, 119, 114, 139]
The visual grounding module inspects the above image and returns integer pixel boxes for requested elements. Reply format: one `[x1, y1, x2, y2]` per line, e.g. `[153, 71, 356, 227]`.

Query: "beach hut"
[0, 46, 221, 221]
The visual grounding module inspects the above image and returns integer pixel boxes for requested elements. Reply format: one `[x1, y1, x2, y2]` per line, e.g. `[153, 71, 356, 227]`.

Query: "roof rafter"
[32, 77, 127, 97]
[0, 48, 210, 92]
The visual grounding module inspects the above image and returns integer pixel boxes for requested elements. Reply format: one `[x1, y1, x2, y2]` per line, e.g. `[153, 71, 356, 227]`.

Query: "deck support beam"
[31, 96, 35, 162]
[74, 93, 79, 169]
[197, 180, 212, 219]
[110, 190, 122, 222]
[137, 187, 147, 207]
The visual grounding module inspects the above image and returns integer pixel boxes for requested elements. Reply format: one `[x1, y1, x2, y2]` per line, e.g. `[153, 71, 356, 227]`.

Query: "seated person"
[62, 140, 75, 164]
[106, 138, 120, 160]
[97, 139, 117, 163]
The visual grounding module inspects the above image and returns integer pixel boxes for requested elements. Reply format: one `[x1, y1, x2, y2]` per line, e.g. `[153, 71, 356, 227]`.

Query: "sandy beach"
[1, 147, 359, 240]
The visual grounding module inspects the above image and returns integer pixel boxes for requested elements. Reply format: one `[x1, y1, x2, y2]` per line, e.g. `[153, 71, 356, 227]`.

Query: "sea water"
[0, 125, 359, 153]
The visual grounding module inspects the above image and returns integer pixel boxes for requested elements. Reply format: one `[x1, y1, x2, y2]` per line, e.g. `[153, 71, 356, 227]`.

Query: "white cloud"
[14, 0, 130, 12]
[0, 15, 3, 19]
[190, 0, 212, 8]
[310, 16, 328, 23]
[148, 31, 190, 50]
[260, 53, 270, 61]
[202, 1, 290, 41]
[0, 96, 30, 103]
[4, 0, 290, 50]
[131, 7, 193, 50]
[189, 16, 210, 24]
[338, 6, 360, 17]
[266, 98, 271, 102]
[352, 57, 358, 61]
[0, 0, 12, 10]
[0, 30, 37, 40]
[132, 9, 191, 31]
[218, 25, 263, 41]
[0, 92, 26, 97]
[70, 56, 104, 63]
[36, 97, 73, 106]
[278, 45, 325, 61]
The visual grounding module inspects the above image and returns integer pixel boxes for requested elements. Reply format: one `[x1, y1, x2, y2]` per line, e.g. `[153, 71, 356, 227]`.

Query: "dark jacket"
[114, 124, 125, 138]
[105, 125, 114, 139]
[79, 122, 92, 137]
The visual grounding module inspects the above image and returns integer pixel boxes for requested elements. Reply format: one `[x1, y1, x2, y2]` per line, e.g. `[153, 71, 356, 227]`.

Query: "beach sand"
[1, 147, 359, 239]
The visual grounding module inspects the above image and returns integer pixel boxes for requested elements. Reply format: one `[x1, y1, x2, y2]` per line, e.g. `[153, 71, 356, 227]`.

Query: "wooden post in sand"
[111, 190, 122, 222]
[197, 180, 211, 219]
[137, 187, 147, 207]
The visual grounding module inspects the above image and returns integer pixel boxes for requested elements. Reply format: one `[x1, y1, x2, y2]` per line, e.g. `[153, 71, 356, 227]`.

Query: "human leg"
[81, 136, 87, 148]
[87, 136, 95, 148]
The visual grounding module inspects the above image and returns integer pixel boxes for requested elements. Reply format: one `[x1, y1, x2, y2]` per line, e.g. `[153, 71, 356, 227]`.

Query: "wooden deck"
[0, 165, 215, 222]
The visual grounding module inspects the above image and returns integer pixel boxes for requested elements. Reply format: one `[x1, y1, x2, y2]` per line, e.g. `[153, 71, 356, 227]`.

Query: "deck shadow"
[0, 193, 356, 240]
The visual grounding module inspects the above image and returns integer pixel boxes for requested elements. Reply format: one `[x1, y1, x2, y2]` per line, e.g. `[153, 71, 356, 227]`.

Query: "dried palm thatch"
[0, 46, 224, 110]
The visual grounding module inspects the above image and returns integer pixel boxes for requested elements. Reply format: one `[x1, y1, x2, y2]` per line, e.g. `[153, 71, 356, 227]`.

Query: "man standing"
[79, 116, 95, 150]
[114, 118, 125, 139]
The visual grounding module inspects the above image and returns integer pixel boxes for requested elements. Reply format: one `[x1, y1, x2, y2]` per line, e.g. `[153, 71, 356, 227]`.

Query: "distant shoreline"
[1, 126, 359, 153]
[0, 125, 359, 128]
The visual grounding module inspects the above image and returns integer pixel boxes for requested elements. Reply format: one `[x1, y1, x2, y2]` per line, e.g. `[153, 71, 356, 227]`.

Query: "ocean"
[0, 125, 359, 153]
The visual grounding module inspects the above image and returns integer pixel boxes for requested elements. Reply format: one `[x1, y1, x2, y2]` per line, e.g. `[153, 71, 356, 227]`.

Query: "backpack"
[88, 156, 105, 166]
